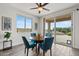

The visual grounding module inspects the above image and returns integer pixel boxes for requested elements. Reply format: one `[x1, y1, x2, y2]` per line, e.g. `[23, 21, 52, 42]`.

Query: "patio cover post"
[43, 18, 45, 38]
[48, 22, 51, 32]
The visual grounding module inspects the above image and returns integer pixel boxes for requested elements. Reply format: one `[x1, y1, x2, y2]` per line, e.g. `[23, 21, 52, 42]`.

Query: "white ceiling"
[9, 3, 77, 17]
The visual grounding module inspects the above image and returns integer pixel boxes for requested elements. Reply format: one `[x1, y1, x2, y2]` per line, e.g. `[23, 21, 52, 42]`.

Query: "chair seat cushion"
[39, 43, 48, 51]
[29, 41, 36, 48]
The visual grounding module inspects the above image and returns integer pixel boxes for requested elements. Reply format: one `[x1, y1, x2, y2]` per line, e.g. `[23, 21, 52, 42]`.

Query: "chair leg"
[50, 48, 52, 56]
[36, 44, 37, 53]
[43, 51, 45, 56]
[38, 46, 40, 55]
[24, 47, 26, 54]
[27, 48, 29, 56]
[32, 47, 34, 50]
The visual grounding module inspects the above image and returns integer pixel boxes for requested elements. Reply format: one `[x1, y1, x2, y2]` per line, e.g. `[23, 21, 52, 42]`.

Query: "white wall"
[72, 10, 79, 49]
[0, 4, 39, 50]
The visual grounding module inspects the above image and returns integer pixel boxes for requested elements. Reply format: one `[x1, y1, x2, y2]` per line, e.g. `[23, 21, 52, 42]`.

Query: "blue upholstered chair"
[45, 32, 52, 37]
[30, 33, 37, 44]
[31, 33, 36, 37]
[39, 37, 54, 56]
[22, 36, 36, 56]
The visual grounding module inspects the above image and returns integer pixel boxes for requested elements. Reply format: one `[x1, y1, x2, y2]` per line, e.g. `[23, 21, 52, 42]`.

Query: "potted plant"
[4, 32, 11, 41]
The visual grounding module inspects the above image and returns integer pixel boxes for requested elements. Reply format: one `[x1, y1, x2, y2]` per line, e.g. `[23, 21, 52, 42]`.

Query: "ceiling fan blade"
[42, 3, 48, 6]
[43, 8, 50, 11]
[36, 3, 40, 7]
[30, 7, 37, 9]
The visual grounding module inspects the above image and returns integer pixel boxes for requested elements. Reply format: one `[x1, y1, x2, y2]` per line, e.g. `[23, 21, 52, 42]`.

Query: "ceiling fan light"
[38, 7, 43, 11]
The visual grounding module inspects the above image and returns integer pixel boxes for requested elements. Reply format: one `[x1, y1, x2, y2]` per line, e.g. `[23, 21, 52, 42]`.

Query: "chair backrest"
[44, 37, 54, 49]
[31, 33, 36, 37]
[45, 32, 52, 37]
[22, 36, 30, 48]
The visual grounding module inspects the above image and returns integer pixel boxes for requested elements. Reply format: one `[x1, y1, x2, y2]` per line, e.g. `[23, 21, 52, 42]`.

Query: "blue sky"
[55, 20, 71, 28]
[46, 20, 71, 30]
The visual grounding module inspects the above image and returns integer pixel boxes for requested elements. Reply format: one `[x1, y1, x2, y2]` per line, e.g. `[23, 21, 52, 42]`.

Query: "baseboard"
[0, 43, 23, 51]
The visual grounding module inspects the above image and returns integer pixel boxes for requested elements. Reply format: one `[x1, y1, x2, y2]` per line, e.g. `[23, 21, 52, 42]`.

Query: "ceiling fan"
[30, 3, 49, 13]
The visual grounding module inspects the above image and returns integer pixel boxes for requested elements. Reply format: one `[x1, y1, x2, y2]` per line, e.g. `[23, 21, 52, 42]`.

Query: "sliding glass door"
[55, 20, 72, 46]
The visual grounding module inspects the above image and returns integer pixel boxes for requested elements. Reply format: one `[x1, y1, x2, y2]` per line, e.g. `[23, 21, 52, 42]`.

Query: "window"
[16, 15, 32, 32]
[45, 22, 48, 30]
[16, 16, 25, 28]
[50, 23, 54, 30]
[25, 18, 32, 29]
